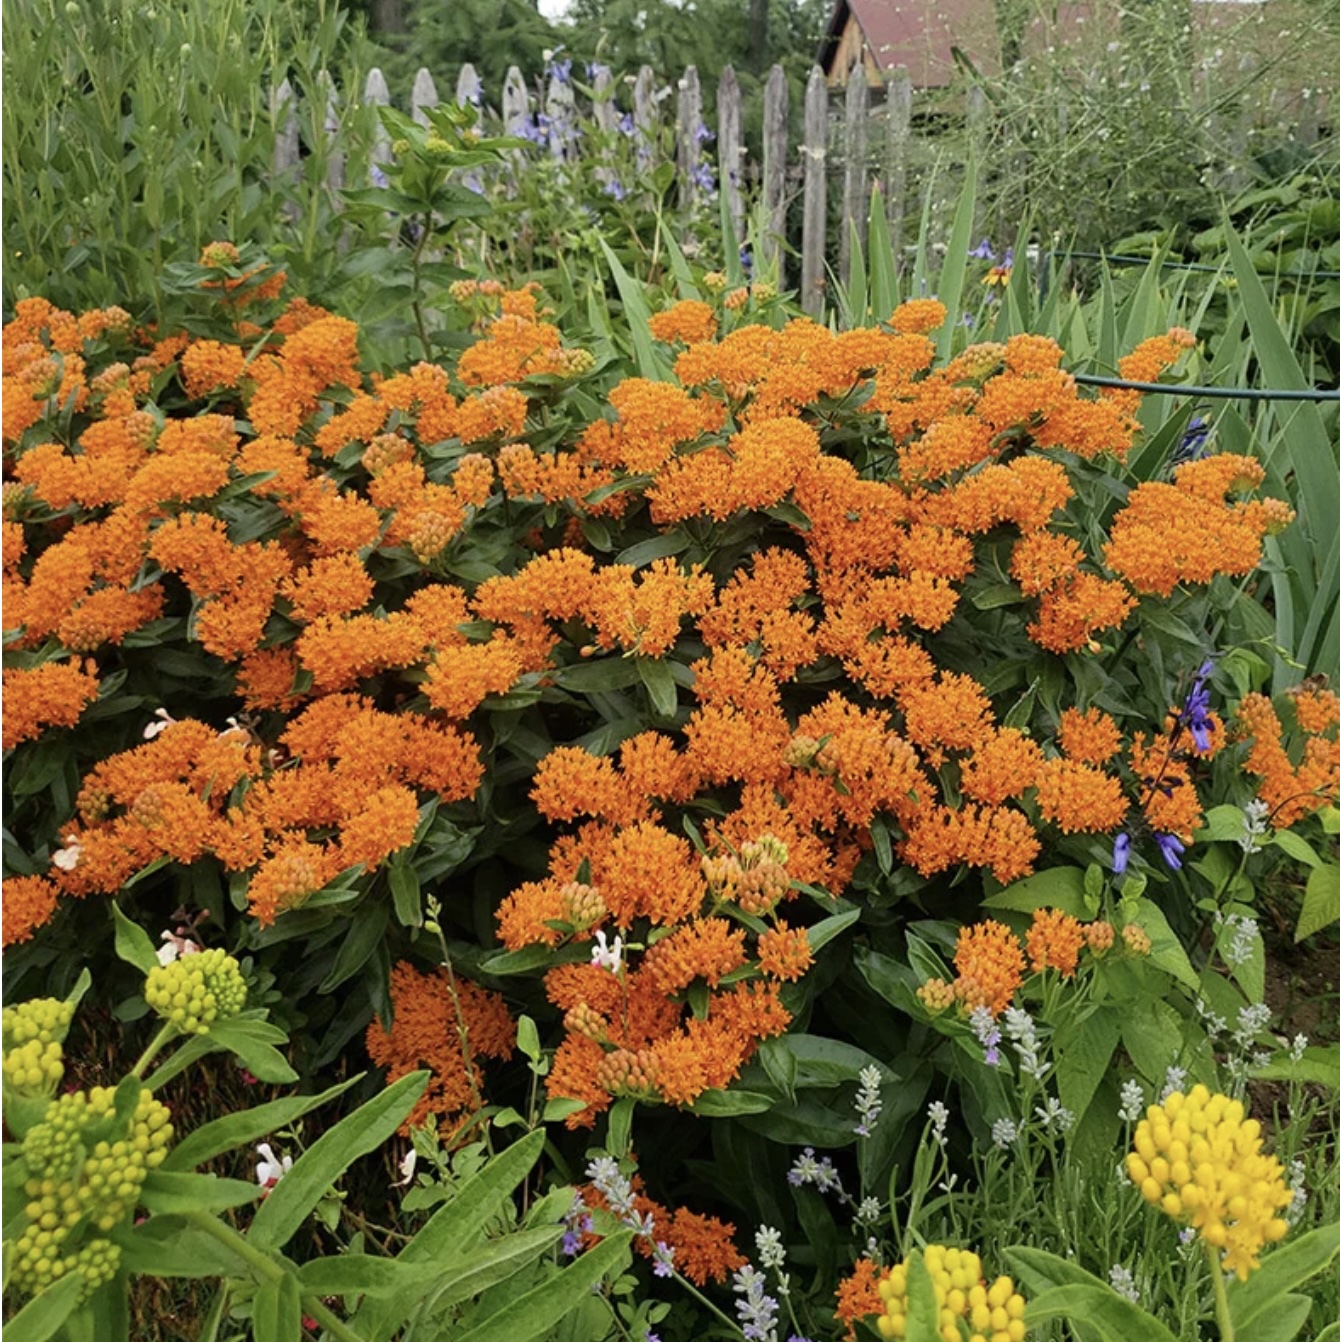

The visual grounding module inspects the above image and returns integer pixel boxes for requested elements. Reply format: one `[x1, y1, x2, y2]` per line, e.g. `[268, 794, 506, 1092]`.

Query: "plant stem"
[1206, 1242, 1235, 1342]
[131, 1022, 179, 1080]
[183, 1210, 368, 1342]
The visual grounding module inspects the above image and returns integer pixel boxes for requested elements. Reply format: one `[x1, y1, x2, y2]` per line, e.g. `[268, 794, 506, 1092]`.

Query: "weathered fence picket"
[264, 57, 1325, 306]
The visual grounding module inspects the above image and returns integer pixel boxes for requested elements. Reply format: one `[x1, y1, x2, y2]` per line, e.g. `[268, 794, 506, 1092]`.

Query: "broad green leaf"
[296, 1254, 424, 1298]
[111, 903, 159, 975]
[1295, 863, 1340, 941]
[1054, 1007, 1121, 1132]
[598, 240, 669, 381]
[690, 1087, 774, 1117]
[613, 533, 690, 568]
[429, 1225, 566, 1310]
[252, 1271, 301, 1342]
[1252, 1043, 1340, 1088]
[451, 1230, 634, 1342]
[353, 1129, 548, 1339]
[554, 659, 642, 693]
[1271, 830, 1322, 869]
[1025, 1284, 1178, 1342]
[983, 867, 1087, 917]
[1230, 1295, 1312, 1342]
[320, 901, 390, 991]
[1226, 1221, 1340, 1328]
[806, 907, 860, 954]
[636, 656, 677, 719]
[867, 186, 898, 321]
[247, 1071, 429, 1251]
[139, 1170, 260, 1214]
[3, 1272, 85, 1342]
[110, 1216, 251, 1278]
[607, 1096, 635, 1158]
[904, 1251, 940, 1341]
[1133, 898, 1199, 990]
[388, 856, 422, 928]
[205, 1017, 298, 1085]
[1200, 804, 1249, 843]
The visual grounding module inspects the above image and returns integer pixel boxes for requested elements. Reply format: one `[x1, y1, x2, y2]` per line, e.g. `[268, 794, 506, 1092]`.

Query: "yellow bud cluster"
[2, 998, 74, 1097]
[1120, 924, 1151, 956]
[877, 1245, 1027, 1342]
[560, 881, 606, 930]
[144, 947, 247, 1034]
[12, 1086, 172, 1300]
[406, 509, 455, 563]
[596, 1047, 660, 1098]
[916, 977, 957, 1013]
[1127, 1086, 1291, 1280]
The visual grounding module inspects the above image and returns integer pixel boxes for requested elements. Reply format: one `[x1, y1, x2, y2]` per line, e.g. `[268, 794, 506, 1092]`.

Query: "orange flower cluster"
[366, 960, 515, 1133]
[917, 908, 1153, 1017]
[2, 660, 101, 749]
[1235, 688, 1340, 827]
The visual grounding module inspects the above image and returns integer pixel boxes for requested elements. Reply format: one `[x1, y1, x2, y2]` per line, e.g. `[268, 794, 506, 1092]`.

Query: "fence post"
[364, 68, 392, 187]
[676, 65, 704, 209]
[718, 65, 745, 244]
[546, 66, 578, 160]
[762, 63, 788, 282]
[411, 68, 438, 127]
[883, 70, 912, 265]
[502, 65, 529, 136]
[456, 62, 482, 110]
[317, 71, 344, 192]
[839, 59, 868, 291]
[633, 65, 659, 161]
[591, 63, 618, 135]
[801, 65, 827, 317]
[272, 77, 300, 179]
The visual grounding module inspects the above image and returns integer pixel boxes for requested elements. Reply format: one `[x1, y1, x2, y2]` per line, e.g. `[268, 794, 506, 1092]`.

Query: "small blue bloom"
[690, 162, 716, 192]
[969, 238, 996, 261]
[1112, 832, 1132, 874]
[1155, 833, 1185, 870]
[604, 177, 627, 201]
[695, 123, 716, 144]
[1175, 415, 1212, 462]
[618, 111, 636, 136]
[547, 56, 573, 85]
[1002, 247, 1015, 268]
[739, 246, 754, 278]
[960, 312, 975, 328]
[370, 163, 390, 189]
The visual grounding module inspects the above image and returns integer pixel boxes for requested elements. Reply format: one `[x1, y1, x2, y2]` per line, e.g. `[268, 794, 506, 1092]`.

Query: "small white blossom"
[1238, 799, 1270, 854]
[590, 929, 623, 974]
[156, 930, 202, 965]
[1234, 1003, 1272, 1048]
[927, 1100, 949, 1149]
[52, 836, 82, 872]
[1034, 1097, 1073, 1133]
[1287, 1159, 1308, 1223]
[1160, 1066, 1187, 1102]
[854, 1065, 883, 1137]
[394, 1147, 418, 1187]
[255, 1142, 293, 1189]
[856, 1196, 882, 1224]
[755, 1226, 786, 1270]
[143, 707, 176, 740]
[991, 1118, 1019, 1149]
[1289, 1033, 1309, 1062]
[1108, 1264, 1139, 1303]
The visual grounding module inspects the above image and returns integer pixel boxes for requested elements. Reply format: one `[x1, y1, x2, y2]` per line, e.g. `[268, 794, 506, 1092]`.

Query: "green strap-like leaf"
[1026, 1284, 1178, 1342]
[428, 1225, 566, 1311]
[904, 1251, 941, 1341]
[251, 1271, 302, 1342]
[247, 1071, 429, 1252]
[139, 1170, 261, 1215]
[451, 1230, 634, 1342]
[163, 1076, 359, 1171]
[3, 1273, 85, 1342]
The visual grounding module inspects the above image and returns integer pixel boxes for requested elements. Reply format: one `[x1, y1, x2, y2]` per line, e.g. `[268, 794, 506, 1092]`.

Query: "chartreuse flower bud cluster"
[143, 946, 247, 1034]
[12, 1083, 173, 1300]
[2, 997, 75, 1096]
[1127, 1085, 1291, 1279]
[877, 1245, 1027, 1342]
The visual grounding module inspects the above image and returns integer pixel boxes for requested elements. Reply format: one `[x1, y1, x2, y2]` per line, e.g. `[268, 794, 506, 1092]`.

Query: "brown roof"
[820, 0, 1001, 88]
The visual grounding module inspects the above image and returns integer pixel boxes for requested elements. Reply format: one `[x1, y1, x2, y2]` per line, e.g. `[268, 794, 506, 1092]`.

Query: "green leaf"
[554, 659, 642, 693]
[1270, 830, 1322, 869]
[689, 1088, 774, 1117]
[636, 656, 678, 719]
[139, 1170, 260, 1214]
[252, 1271, 302, 1342]
[1226, 1221, 1340, 1329]
[389, 857, 422, 928]
[206, 1017, 298, 1085]
[451, 1230, 634, 1342]
[1200, 804, 1249, 843]
[806, 907, 860, 954]
[111, 903, 159, 975]
[607, 1096, 635, 1158]
[1133, 898, 1199, 991]
[983, 867, 1087, 917]
[1296, 863, 1340, 941]
[428, 1225, 566, 1310]
[110, 1216, 251, 1279]
[599, 240, 669, 381]
[320, 901, 390, 991]
[1228, 1295, 1312, 1342]
[904, 1251, 940, 1341]
[1054, 1007, 1121, 1133]
[1252, 1043, 1340, 1088]
[613, 532, 690, 568]
[296, 1255, 424, 1298]
[3, 1272, 85, 1342]
[247, 1071, 430, 1251]
[1025, 1284, 1178, 1342]
[934, 158, 977, 359]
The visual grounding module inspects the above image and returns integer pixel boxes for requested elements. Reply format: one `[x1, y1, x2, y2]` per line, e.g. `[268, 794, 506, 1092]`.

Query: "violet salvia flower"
[1178, 659, 1216, 752]
[969, 238, 997, 260]
[1111, 831, 1132, 874]
[1154, 832, 1185, 870]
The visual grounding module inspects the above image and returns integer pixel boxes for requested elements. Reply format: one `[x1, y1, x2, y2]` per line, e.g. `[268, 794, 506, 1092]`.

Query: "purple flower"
[1112, 831, 1132, 874]
[1002, 247, 1015, 267]
[618, 111, 636, 136]
[739, 246, 754, 278]
[604, 178, 627, 201]
[695, 123, 716, 144]
[1179, 659, 1216, 752]
[969, 238, 997, 261]
[690, 162, 716, 192]
[370, 163, 390, 189]
[547, 56, 573, 85]
[1155, 833, 1185, 870]
[652, 1241, 675, 1277]
[1175, 415, 1211, 462]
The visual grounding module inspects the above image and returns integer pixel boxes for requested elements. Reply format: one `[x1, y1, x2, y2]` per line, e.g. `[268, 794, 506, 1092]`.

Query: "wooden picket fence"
[272, 59, 981, 316]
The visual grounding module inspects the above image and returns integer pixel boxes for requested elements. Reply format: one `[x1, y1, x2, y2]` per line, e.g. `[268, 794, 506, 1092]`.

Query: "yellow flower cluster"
[1127, 1085, 1291, 1279]
[877, 1245, 1027, 1342]
[1, 997, 74, 1096]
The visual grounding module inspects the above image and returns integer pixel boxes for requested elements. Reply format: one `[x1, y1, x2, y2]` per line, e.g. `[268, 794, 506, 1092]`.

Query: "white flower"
[755, 1225, 786, 1269]
[1108, 1264, 1139, 1303]
[255, 1142, 293, 1189]
[156, 930, 202, 965]
[991, 1118, 1019, 1150]
[1289, 1033, 1309, 1062]
[394, 1146, 418, 1187]
[143, 707, 176, 740]
[1118, 1079, 1146, 1123]
[590, 929, 623, 974]
[52, 836, 82, 872]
